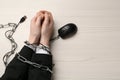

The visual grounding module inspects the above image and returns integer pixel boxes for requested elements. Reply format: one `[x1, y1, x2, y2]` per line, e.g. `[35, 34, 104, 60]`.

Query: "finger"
[36, 11, 42, 15]
[31, 15, 37, 23]
[36, 10, 47, 16]
[40, 10, 46, 13]
[39, 10, 49, 14]
[36, 16, 43, 26]
[42, 13, 49, 26]
[36, 12, 44, 18]
[48, 12, 54, 25]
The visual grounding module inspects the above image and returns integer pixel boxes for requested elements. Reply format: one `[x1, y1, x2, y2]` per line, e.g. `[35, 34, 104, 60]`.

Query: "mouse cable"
[0, 16, 27, 66]
[50, 35, 60, 41]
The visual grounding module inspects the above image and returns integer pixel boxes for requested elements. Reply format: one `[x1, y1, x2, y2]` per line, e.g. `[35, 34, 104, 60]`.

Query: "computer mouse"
[58, 23, 77, 39]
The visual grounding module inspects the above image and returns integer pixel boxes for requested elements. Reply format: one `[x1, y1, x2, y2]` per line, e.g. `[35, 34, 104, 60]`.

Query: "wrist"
[40, 39, 50, 47]
[28, 37, 39, 44]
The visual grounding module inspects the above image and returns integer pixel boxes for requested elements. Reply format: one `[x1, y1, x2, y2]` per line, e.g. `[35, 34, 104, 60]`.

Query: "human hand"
[28, 12, 44, 44]
[28, 10, 54, 47]
[40, 11, 54, 47]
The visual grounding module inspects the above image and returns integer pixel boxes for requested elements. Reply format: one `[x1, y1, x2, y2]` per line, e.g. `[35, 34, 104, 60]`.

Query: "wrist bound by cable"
[24, 41, 51, 54]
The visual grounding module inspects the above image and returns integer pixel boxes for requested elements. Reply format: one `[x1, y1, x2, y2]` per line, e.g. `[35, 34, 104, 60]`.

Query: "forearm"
[0, 46, 34, 80]
[27, 44, 53, 80]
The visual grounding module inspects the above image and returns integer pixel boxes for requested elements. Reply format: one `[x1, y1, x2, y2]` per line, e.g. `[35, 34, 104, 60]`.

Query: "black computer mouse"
[58, 23, 77, 39]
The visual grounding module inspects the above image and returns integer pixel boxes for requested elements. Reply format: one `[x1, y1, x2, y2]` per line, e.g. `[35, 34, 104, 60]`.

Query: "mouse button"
[70, 24, 77, 33]
[58, 29, 66, 38]
[62, 25, 70, 30]
[59, 25, 69, 31]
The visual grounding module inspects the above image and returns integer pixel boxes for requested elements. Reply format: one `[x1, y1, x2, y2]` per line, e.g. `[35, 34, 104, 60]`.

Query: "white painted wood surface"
[0, 0, 120, 80]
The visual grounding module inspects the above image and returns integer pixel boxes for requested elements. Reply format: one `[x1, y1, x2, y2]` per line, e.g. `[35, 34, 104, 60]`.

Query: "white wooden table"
[0, 0, 120, 80]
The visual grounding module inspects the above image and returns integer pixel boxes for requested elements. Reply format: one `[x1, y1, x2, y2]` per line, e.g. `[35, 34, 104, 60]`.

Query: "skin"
[28, 10, 54, 47]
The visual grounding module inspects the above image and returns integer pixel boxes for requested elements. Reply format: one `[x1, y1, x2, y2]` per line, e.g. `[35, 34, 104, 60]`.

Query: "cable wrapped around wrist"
[25, 41, 51, 54]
